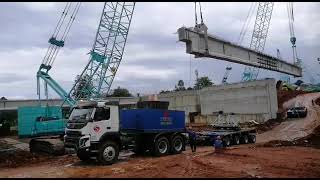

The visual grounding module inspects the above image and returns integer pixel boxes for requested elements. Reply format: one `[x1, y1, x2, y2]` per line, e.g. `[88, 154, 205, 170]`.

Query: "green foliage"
[159, 90, 171, 94]
[194, 76, 213, 90]
[108, 86, 132, 97]
[0, 111, 17, 126]
[175, 80, 186, 91]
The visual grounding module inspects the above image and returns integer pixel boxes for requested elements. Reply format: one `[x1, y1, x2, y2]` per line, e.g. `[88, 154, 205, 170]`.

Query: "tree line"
[72, 74, 214, 97]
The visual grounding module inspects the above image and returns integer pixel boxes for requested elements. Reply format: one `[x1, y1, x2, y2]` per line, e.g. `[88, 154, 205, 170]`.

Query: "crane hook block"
[90, 51, 107, 63]
[290, 37, 296, 45]
[48, 37, 65, 47]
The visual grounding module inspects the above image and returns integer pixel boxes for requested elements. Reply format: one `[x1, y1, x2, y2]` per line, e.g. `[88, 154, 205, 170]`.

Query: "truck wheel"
[223, 137, 231, 147]
[248, 135, 256, 143]
[154, 136, 170, 156]
[77, 150, 91, 162]
[98, 141, 119, 165]
[171, 135, 185, 154]
[233, 136, 240, 145]
[241, 135, 249, 144]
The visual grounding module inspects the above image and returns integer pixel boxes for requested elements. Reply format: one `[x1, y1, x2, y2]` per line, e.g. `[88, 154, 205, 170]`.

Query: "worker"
[213, 136, 224, 153]
[186, 125, 197, 153]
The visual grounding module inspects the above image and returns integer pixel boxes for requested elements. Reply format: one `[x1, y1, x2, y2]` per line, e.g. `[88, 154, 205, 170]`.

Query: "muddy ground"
[0, 144, 319, 178]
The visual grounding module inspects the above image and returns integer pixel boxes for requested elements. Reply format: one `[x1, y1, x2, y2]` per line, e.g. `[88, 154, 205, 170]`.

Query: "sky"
[0, 2, 319, 99]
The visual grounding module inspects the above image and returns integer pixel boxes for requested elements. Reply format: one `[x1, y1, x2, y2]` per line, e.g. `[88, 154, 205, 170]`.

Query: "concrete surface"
[177, 27, 302, 77]
[200, 78, 278, 124]
[152, 79, 278, 124]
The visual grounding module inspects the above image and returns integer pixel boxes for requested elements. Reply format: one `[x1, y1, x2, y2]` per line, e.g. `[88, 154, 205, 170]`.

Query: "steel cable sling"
[40, 2, 81, 72]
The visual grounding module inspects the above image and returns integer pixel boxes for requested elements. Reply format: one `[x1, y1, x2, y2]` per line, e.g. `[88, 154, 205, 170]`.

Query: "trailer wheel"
[97, 141, 119, 165]
[77, 150, 91, 162]
[171, 135, 185, 154]
[233, 136, 240, 145]
[223, 136, 231, 147]
[248, 135, 256, 143]
[241, 135, 249, 144]
[154, 136, 170, 156]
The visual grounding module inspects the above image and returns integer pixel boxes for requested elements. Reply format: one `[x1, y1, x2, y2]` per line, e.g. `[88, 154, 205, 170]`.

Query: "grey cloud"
[0, 73, 29, 84]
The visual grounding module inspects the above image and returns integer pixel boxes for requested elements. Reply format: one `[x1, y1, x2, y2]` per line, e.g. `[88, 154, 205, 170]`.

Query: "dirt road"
[0, 145, 320, 178]
[257, 92, 320, 143]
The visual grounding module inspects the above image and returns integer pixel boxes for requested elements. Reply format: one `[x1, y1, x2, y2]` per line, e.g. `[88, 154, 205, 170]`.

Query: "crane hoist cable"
[286, 2, 299, 66]
[194, 2, 209, 54]
[238, 2, 257, 45]
[194, 2, 204, 26]
[223, 2, 257, 84]
[37, 2, 81, 103]
[48, 2, 81, 66]
[42, 3, 71, 65]
[199, 2, 204, 24]
[53, 3, 72, 38]
[194, 2, 198, 26]
[40, 2, 81, 72]
[47, 2, 81, 67]
[41, 3, 71, 66]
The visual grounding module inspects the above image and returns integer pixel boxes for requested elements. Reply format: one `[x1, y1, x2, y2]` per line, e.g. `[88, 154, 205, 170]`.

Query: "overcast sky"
[0, 2, 319, 99]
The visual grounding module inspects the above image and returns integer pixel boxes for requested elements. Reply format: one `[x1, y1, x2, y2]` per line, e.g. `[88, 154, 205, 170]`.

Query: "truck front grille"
[66, 122, 87, 129]
[66, 130, 81, 137]
[64, 130, 82, 148]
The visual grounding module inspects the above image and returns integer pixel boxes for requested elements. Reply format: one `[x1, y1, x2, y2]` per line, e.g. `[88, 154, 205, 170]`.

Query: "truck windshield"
[69, 108, 94, 122]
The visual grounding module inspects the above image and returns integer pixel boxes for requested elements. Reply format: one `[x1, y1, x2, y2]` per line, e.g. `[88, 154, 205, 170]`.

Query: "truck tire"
[77, 150, 91, 162]
[233, 136, 240, 145]
[223, 136, 231, 147]
[154, 136, 170, 156]
[97, 141, 119, 165]
[171, 135, 185, 154]
[248, 135, 256, 143]
[240, 135, 249, 144]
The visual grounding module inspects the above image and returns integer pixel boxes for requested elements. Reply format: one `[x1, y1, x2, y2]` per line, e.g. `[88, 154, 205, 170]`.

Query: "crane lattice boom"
[242, 2, 274, 82]
[67, 2, 135, 103]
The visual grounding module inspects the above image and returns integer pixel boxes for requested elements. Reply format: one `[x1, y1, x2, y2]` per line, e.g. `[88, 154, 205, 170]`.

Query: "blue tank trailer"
[114, 101, 187, 156]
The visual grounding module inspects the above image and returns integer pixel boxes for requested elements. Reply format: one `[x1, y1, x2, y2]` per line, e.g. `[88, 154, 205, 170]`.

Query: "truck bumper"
[64, 134, 91, 151]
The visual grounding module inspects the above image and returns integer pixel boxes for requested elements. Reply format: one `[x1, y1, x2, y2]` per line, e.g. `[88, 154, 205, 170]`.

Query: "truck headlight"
[79, 135, 90, 148]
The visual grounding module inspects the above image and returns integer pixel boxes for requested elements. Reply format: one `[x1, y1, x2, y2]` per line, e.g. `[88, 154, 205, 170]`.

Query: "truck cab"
[64, 100, 122, 164]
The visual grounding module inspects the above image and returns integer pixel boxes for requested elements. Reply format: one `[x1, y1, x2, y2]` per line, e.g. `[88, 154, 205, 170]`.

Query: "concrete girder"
[178, 27, 302, 77]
